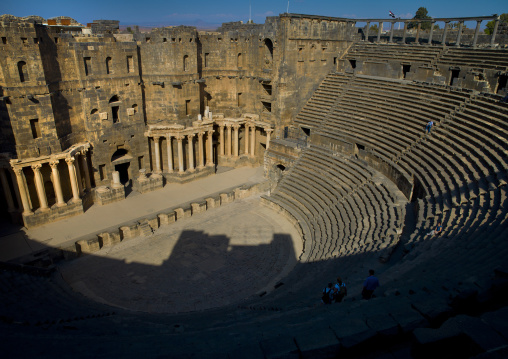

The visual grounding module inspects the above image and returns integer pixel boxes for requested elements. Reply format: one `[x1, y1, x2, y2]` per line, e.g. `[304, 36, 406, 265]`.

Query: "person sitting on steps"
[426, 222, 443, 237]
[322, 283, 333, 304]
[333, 277, 347, 303]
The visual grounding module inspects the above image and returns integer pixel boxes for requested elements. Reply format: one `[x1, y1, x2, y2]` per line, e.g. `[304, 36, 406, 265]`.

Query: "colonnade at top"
[352, 15, 501, 48]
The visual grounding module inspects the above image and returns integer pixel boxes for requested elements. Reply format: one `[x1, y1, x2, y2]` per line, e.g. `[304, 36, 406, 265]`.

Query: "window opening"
[17, 61, 28, 82]
[106, 57, 112, 74]
[402, 64, 411, 79]
[30, 119, 41, 139]
[127, 56, 134, 73]
[84, 57, 92, 76]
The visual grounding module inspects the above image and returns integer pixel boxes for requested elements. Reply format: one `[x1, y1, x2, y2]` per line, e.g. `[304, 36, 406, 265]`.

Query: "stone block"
[206, 196, 220, 209]
[259, 335, 299, 359]
[98, 232, 121, 247]
[147, 216, 159, 230]
[175, 207, 191, 220]
[220, 192, 235, 205]
[330, 317, 377, 350]
[191, 201, 207, 214]
[234, 185, 251, 199]
[76, 237, 101, 254]
[388, 302, 429, 333]
[366, 313, 399, 337]
[94, 186, 125, 206]
[294, 327, 341, 358]
[133, 173, 163, 194]
[99, 112, 108, 120]
[120, 224, 139, 239]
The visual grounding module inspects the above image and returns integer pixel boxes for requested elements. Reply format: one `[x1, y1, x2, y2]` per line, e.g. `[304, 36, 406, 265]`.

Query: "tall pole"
[287, 1, 289, 14]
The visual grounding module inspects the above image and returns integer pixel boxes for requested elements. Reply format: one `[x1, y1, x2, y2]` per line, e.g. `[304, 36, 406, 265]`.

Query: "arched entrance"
[111, 149, 132, 185]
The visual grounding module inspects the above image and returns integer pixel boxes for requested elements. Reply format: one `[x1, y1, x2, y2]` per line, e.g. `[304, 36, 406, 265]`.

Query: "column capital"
[153, 135, 161, 141]
[265, 128, 274, 134]
[176, 134, 184, 141]
[13, 167, 24, 176]
[65, 157, 75, 165]
[187, 133, 195, 139]
[232, 124, 241, 130]
[49, 160, 60, 168]
[197, 130, 205, 137]
[31, 163, 42, 171]
[225, 123, 232, 129]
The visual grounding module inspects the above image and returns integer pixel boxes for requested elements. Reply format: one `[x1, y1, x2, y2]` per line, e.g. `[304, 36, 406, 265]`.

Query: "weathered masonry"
[0, 13, 505, 227]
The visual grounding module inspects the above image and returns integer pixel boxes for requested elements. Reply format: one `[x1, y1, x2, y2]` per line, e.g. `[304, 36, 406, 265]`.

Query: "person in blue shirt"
[362, 269, 380, 300]
[425, 120, 434, 134]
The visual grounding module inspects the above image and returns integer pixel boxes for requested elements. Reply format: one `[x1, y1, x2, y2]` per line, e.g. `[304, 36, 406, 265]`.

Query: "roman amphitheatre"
[0, 10, 507, 358]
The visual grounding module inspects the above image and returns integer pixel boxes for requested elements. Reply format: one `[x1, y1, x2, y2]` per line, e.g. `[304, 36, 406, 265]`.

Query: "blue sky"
[1, 0, 505, 27]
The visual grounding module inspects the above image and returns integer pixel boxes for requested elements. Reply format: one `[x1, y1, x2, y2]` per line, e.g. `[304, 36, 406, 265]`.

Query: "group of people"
[321, 277, 348, 304]
[321, 270, 380, 304]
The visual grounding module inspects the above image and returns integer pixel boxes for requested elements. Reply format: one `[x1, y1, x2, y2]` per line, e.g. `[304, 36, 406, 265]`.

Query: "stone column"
[265, 128, 273, 150]
[74, 154, 84, 197]
[13, 168, 32, 215]
[187, 133, 195, 172]
[226, 124, 232, 157]
[389, 21, 395, 43]
[0, 168, 15, 212]
[456, 21, 464, 47]
[377, 22, 382, 43]
[32, 164, 49, 211]
[365, 22, 370, 41]
[428, 22, 435, 45]
[490, 17, 500, 48]
[66, 157, 80, 202]
[473, 20, 482, 48]
[81, 151, 92, 191]
[49, 160, 66, 207]
[415, 22, 421, 43]
[206, 130, 214, 166]
[219, 125, 225, 156]
[177, 136, 184, 173]
[166, 134, 173, 172]
[250, 125, 256, 157]
[442, 21, 449, 45]
[244, 125, 250, 155]
[402, 21, 408, 44]
[197, 131, 204, 169]
[9, 170, 22, 211]
[153, 136, 161, 173]
[233, 124, 240, 157]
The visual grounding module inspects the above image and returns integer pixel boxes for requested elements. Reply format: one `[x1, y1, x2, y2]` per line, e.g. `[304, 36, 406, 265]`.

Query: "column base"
[164, 165, 215, 184]
[22, 199, 84, 229]
[55, 202, 68, 208]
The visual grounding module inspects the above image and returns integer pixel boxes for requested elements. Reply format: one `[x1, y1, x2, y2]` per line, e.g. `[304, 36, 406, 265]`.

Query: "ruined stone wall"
[139, 27, 200, 124]
[199, 24, 271, 118]
[0, 19, 62, 159]
[273, 15, 357, 137]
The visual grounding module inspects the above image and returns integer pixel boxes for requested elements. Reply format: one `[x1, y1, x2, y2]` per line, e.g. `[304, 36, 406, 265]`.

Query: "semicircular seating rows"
[1, 44, 508, 358]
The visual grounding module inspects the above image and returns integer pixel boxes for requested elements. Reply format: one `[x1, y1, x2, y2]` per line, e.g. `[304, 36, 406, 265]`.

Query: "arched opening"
[109, 95, 120, 103]
[17, 61, 28, 82]
[264, 39, 273, 60]
[183, 55, 189, 71]
[90, 108, 98, 114]
[237, 53, 242, 68]
[276, 164, 286, 171]
[132, 104, 138, 114]
[106, 57, 112, 74]
[111, 148, 132, 185]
